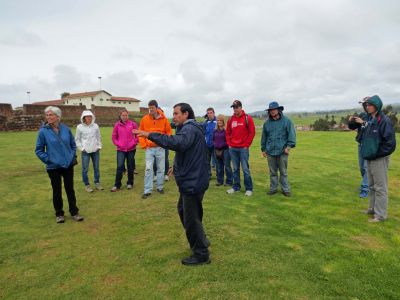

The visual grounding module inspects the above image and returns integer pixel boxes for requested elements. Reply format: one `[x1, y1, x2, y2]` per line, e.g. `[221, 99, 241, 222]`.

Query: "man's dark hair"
[148, 99, 158, 107]
[206, 107, 214, 113]
[174, 103, 195, 120]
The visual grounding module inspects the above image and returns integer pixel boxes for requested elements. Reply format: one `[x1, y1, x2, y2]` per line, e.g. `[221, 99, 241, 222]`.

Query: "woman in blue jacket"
[35, 106, 84, 224]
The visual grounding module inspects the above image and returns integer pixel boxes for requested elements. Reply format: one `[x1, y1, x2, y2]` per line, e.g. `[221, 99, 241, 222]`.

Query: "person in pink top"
[111, 109, 139, 192]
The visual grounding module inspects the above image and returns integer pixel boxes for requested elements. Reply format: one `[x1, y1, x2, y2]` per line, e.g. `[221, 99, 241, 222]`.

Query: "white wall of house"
[63, 91, 140, 112]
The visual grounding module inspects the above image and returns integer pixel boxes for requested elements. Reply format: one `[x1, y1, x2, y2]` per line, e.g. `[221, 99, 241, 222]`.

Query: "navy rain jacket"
[148, 119, 209, 195]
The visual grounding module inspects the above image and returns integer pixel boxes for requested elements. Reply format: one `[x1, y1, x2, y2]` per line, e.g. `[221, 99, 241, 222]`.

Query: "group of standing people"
[34, 94, 395, 266]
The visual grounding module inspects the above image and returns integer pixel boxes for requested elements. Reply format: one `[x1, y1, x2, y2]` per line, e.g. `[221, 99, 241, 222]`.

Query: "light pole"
[98, 76, 102, 90]
[27, 91, 31, 104]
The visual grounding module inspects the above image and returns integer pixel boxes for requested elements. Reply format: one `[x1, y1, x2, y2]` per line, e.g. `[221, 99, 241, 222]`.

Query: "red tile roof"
[64, 90, 112, 99]
[32, 99, 64, 105]
[111, 97, 140, 102]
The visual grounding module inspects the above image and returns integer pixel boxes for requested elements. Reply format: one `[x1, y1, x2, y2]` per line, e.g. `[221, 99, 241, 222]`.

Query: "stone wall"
[0, 103, 143, 131]
[0, 104, 13, 118]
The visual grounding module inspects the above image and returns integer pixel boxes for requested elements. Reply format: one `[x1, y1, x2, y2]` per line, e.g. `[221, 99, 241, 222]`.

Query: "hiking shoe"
[85, 185, 94, 193]
[282, 191, 291, 197]
[127, 184, 133, 190]
[267, 190, 278, 195]
[181, 255, 211, 266]
[226, 188, 239, 194]
[164, 175, 169, 181]
[71, 214, 84, 222]
[245, 190, 253, 196]
[142, 193, 151, 199]
[56, 216, 65, 223]
[95, 183, 104, 190]
[110, 186, 120, 192]
[157, 189, 164, 194]
[361, 209, 375, 215]
[359, 191, 368, 198]
[368, 217, 384, 223]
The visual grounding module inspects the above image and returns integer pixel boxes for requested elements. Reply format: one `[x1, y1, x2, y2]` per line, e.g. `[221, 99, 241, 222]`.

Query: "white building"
[33, 90, 141, 112]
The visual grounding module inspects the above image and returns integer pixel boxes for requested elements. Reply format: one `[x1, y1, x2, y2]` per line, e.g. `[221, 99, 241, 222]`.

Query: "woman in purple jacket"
[213, 115, 233, 186]
[111, 109, 139, 192]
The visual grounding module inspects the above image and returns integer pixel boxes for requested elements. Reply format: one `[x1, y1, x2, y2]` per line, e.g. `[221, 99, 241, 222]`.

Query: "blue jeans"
[207, 147, 216, 178]
[358, 144, 369, 193]
[267, 154, 290, 193]
[229, 147, 253, 191]
[153, 149, 169, 175]
[216, 148, 233, 185]
[115, 150, 136, 188]
[81, 151, 100, 186]
[145, 147, 165, 194]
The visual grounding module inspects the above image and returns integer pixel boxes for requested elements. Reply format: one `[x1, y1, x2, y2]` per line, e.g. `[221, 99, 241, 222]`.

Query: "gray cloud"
[1, 0, 400, 115]
[0, 29, 44, 47]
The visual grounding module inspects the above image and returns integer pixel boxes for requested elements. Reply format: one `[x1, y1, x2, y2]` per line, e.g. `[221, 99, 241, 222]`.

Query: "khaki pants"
[367, 156, 390, 220]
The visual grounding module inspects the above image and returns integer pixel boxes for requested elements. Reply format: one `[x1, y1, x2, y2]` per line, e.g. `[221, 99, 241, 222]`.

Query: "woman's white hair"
[44, 106, 62, 119]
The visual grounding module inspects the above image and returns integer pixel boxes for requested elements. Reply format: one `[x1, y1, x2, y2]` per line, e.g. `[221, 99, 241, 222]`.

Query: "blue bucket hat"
[266, 101, 284, 111]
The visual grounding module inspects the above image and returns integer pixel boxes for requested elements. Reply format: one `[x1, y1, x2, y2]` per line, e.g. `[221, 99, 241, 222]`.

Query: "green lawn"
[0, 128, 399, 299]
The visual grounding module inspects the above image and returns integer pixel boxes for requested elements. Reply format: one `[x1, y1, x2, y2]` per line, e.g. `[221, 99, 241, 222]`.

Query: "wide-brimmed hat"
[266, 101, 284, 111]
[230, 100, 242, 108]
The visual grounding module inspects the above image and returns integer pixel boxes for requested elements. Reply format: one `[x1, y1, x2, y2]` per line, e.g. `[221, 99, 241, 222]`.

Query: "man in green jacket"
[261, 101, 296, 196]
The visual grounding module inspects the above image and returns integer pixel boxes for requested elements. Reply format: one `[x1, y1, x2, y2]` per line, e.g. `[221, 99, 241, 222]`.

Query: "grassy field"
[0, 128, 399, 299]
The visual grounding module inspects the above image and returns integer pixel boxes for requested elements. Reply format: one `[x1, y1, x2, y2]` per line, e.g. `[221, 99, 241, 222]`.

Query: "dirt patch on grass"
[350, 234, 386, 250]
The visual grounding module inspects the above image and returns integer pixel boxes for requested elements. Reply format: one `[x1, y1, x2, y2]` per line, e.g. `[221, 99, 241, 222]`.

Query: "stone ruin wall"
[0, 103, 142, 131]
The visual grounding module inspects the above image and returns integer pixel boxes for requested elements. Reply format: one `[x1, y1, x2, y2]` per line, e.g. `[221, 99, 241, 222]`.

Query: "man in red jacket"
[226, 100, 256, 196]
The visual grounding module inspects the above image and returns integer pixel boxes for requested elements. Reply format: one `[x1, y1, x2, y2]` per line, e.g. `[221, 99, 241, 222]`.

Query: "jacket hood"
[366, 95, 383, 113]
[181, 119, 205, 134]
[80, 110, 95, 125]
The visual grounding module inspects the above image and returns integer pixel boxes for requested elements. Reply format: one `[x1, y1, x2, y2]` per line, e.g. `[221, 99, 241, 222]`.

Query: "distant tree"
[312, 118, 330, 131]
[329, 115, 337, 128]
[382, 104, 399, 131]
[325, 114, 329, 121]
[61, 92, 70, 99]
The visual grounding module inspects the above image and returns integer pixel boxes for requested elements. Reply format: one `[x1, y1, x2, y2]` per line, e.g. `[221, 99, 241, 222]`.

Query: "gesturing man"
[134, 103, 210, 266]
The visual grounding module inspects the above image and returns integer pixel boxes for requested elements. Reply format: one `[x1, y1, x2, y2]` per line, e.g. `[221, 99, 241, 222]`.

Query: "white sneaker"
[164, 175, 169, 181]
[226, 188, 238, 194]
[127, 184, 133, 189]
[245, 190, 253, 196]
[85, 185, 94, 193]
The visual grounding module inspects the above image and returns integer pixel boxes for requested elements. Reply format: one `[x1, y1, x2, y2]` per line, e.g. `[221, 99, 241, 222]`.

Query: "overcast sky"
[1, 0, 400, 116]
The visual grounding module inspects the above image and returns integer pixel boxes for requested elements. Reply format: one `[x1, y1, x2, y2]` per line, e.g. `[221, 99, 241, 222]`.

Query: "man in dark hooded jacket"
[354, 95, 396, 222]
[134, 103, 210, 265]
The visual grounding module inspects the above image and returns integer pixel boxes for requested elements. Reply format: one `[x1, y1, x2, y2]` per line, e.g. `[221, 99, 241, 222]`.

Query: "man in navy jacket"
[134, 103, 210, 265]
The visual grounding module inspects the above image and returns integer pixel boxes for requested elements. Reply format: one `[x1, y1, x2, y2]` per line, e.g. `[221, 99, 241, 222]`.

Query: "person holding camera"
[348, 101, 369, 198]
[357, 95, 396, 223]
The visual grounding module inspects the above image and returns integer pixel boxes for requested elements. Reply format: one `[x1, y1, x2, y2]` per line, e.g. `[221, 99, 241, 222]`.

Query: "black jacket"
[148, 119, 209, 195]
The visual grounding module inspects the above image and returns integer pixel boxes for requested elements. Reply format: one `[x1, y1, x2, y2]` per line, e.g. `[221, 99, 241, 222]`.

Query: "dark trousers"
[47, 166, 79, 217]
[115, 150, 136, 188]
[177, 192, 209, 258]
